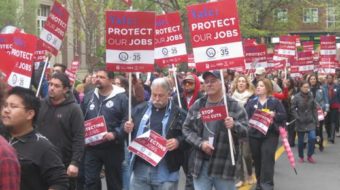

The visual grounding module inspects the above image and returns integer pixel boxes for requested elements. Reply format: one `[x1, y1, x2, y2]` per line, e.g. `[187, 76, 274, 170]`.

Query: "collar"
[9, 130, 36, 144]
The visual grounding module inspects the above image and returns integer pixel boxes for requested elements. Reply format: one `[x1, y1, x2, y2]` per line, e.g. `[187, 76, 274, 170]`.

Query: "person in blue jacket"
[245, 78, 286, 190]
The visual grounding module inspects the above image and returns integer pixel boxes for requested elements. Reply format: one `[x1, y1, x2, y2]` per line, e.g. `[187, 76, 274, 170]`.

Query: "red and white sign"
[65, 68, 76, 85]
[70, 60, 80, 73]
[291, 52, 314, 74]
[33, 39, 47, 62]
[106, 11, 155, 72]
[200, 105, 227, 122]
[187, 0, 245, 72]
[319, 56, 336, 65]
[7, 33, 37, 89]
[317, 107, 324, 121]
[84, 116, 108, 146]
[249, 109, 273, 135]
[318, 67, 336, 74]
[39, 1, 69, 56]
[243, 38, 257, 46]
[277, 35, 296, 58]
[302, 41, 314, 53]
[155, 12, 187, 67]
[128, 130, 168, 167]
[294, 35, 301, 47]
[320, 35, 336, 57]
[0, 51, 16, 80]
[188, 54, 196, 69]
[0, 34, 13, 53]
[244, 44, 267, 70]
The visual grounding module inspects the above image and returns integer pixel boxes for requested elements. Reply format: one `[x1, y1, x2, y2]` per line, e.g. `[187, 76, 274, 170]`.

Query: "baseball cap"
[202, 70, 221, 80]
[183, 75, 195, 83]
[255, 67, 266, 75]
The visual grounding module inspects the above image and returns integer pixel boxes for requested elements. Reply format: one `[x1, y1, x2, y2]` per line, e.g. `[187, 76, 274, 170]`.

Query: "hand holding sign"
[103, 132, 116, 141]
[124, 120, 134, 133]
[224, 116, 234, 129]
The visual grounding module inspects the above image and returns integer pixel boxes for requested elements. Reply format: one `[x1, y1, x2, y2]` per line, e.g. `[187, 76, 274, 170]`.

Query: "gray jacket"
[291, 92, 318, 132]
[182, 95, 248, 179]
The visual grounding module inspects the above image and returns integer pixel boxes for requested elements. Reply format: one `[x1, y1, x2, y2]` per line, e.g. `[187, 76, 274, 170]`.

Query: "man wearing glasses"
[2, 87, 69, 189]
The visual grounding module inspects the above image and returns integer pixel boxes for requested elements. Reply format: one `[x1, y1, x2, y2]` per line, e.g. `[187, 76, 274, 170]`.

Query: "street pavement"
[103, 135, 340, 190]
[239, 136, 340, 190]
[272, 139, 340, 190]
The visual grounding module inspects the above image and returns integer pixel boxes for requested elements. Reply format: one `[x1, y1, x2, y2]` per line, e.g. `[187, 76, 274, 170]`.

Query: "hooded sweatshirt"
[175, 74, 202, 111]
[81, 85, 128, 150]
[37, 91, 85, 167]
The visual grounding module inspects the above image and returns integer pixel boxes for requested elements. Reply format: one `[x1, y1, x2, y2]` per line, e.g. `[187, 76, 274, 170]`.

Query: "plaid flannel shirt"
[182, 95, 248, 179]
[0, 136, 20, 190]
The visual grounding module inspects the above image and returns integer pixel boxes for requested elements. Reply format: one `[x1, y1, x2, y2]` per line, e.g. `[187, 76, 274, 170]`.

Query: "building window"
[37, 4, 50, 34]
[303, 8, 318, 23]
[327, 7, 336, 28]
[274, 8, 288, 22]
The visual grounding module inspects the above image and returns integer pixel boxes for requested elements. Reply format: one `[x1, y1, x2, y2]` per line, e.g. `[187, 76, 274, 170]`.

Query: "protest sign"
[0, 51, 16, 80]
[244, 44, 267, 70]
[200, 105, 227, 122]
[106, 11, 155, 72]
[243, 38, 257, 46]
[0, 34, 13, 53]
[188, 53, 196, 69]
[302, 41, 314, 53]
[128, 130, 168, 167]
[317, 107, 324, 121]
[7, 33, 37, 88]
[155, 12, 187, 67]
[65, 68, 76, 85]
[33, 39, 48, 62]
[320, 35, 336, 57]
[84, 116, 108, 146]
[70, 60, 80, 73]
[277, 35, 296, 58]
[187, 0, 245, 72]
[40, 1, 69, 55]
[291, 51, 314, 74]
[249, 109, 273, 135]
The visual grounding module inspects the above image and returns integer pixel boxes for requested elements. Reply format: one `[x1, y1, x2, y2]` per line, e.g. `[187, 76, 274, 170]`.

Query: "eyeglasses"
[183, 82, 194, 86]
[3, 103, 26, 110]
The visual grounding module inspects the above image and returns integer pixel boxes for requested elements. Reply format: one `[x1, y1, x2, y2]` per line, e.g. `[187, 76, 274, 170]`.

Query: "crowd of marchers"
[1, 65, 340, 190]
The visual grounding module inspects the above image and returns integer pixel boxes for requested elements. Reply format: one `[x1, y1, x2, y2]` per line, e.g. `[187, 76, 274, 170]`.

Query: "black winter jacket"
[37, 91, 84, 167]
[81, 86, 128, 151]
[128, 100, 187, 172]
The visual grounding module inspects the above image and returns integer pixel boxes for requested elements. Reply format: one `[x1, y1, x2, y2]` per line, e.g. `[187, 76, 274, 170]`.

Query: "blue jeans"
[297, 130, 316, 158]
[194, 161, 236, 190]
[122, 142, 131, 190]
[130, 161, 178, 190]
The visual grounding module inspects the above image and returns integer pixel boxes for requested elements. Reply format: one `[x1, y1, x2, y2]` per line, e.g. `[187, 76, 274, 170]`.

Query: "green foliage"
[0, 0, 19, 29]
[19, 0, 39, 35]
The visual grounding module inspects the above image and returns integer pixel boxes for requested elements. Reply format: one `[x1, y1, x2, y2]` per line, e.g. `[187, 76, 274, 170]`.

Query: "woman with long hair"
[245, 79, 287, 190]
[231, 75, 255, 187]
[291, 81, 318, 163]
[281, 78, 298, 147]
[308, 74, 327, 151]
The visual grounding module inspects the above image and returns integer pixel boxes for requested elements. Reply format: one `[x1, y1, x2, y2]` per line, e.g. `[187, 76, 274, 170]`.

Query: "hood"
[46, 90, 75, 107]
[183, 74, 201, 109]
[94, 85, 125, 100]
